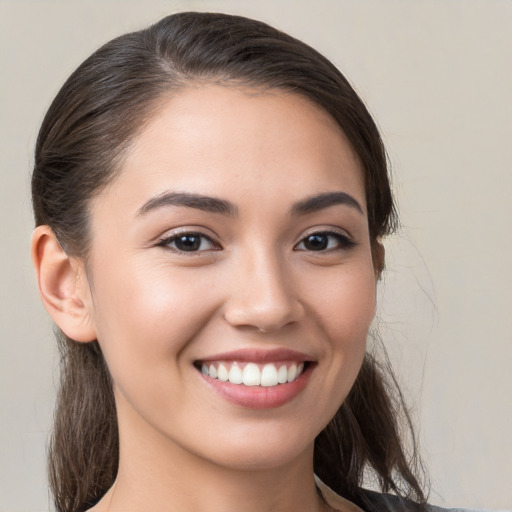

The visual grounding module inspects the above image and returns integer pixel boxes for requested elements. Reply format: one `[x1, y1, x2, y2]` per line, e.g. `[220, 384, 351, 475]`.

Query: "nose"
[222, 250, 304, 333]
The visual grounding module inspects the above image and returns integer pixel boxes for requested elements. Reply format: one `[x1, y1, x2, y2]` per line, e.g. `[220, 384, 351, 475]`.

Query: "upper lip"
[196, 348, 314, 364]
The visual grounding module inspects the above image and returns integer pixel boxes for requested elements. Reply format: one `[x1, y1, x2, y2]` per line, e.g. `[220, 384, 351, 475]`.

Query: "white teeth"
[287, 363, 297, 383]
[277, 365, 288, 384]
[209, 364, 218, 379]
[200, 361, 307, 387]
[242, 363, 260, 386]
[228, 365, 243, 384]
[217, 363, 229, 382]
[261, 364, 279, 387]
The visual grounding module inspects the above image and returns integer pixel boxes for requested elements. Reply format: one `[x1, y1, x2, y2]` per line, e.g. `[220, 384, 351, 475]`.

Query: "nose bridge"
[223, 243, 302, 332]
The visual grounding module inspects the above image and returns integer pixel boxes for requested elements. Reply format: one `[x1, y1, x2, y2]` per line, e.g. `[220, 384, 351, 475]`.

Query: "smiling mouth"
[194, 361, 311, 387]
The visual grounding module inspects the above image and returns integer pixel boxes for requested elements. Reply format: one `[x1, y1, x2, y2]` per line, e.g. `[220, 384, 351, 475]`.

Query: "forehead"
[96, 84, 366, 214]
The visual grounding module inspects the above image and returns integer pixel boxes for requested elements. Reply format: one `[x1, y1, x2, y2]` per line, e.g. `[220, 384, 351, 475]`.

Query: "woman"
[31, 11, 431, 512]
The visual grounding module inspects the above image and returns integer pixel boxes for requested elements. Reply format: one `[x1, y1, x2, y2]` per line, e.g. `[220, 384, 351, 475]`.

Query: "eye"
[157, 232, 219, 253]
[295, 231, 354, 252]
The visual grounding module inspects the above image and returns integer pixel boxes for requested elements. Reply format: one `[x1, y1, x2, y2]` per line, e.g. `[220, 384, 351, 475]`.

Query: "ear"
[372, 241, 385, 280]
[31, 225, 97, 342]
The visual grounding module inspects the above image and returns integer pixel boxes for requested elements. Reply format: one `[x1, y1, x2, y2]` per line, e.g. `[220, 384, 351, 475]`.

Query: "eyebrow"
[136, 190, 363, 218]
[290, 192, 364, 216]
[137, 191, 238, 217]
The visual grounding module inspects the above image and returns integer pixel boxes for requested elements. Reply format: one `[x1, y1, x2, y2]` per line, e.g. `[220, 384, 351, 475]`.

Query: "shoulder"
[316, 477, 479, 512]
[358, 488, 483, 512]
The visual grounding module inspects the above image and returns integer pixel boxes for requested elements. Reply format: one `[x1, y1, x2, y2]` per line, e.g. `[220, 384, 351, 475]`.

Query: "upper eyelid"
[154, 226, 354, 247]
[156, 226, 219, 242]
[155, 231, 222, 254]
[294, 229, 356, 251]
[297, 227, 353, 242]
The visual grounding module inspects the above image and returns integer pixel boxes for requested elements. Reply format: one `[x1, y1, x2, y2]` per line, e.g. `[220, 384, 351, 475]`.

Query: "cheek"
[87, 260, 222, 423]
[88, 257, 221, 375]
[289, 260, 376, 431]
[304, 259, 376, 390]
[304, 261, 377, 341]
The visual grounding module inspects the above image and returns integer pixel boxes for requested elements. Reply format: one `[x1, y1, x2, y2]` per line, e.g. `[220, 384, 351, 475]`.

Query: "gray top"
[316, 476, 484, 512]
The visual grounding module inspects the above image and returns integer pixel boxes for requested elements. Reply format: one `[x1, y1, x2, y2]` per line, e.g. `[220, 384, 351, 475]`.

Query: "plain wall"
[1, 1, 510, 510]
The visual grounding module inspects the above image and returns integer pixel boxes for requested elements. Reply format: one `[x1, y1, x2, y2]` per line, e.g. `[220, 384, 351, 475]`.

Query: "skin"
[33, 85, 379, 512]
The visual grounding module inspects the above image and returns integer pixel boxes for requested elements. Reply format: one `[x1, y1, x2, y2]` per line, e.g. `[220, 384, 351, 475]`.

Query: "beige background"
[1, 1, 511, 510]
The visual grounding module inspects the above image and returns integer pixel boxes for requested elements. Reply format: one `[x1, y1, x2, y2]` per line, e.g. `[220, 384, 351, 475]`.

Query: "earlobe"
[31, 225, 97, 342]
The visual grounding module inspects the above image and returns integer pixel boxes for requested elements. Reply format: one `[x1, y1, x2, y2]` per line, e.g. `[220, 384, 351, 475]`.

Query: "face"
[84, 85, 378, 471]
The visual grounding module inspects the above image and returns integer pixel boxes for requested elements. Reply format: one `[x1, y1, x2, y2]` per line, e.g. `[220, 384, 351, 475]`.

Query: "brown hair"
[32, 12, 426, 512]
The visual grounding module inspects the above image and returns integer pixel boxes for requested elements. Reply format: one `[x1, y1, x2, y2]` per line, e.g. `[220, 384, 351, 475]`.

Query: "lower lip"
[199, 364, 314, 409]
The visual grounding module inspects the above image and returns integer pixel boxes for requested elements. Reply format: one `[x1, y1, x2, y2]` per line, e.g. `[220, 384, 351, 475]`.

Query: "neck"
[112, 452, 323, 512]
[94, 399, 328, 512]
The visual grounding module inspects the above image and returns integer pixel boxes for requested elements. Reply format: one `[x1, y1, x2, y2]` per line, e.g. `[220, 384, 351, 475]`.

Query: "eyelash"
[294, 230, 356, 252]
[156, 229, 355, 254]
[156, 231, 220, 253]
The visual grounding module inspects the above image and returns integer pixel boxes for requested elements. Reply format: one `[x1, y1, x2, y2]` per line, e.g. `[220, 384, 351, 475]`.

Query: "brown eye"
[295, 231, 354, 252]
[174, 234, 203, 251]
[303, 234, 329, 251]
[158, 232, 218, 252]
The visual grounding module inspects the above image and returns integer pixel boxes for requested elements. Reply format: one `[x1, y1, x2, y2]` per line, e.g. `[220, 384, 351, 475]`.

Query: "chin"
[211, 445, 312, 472]
[188, 420, 318, 472]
